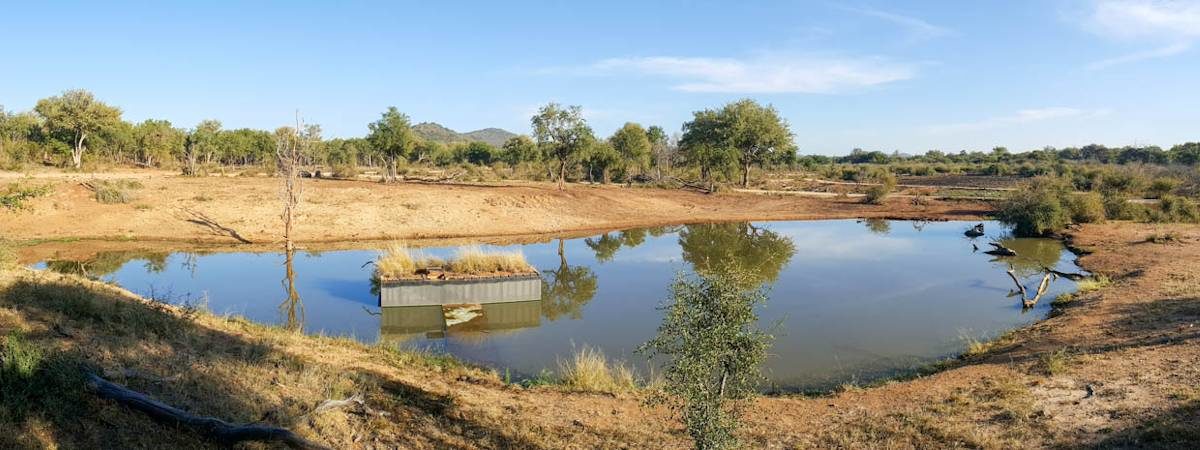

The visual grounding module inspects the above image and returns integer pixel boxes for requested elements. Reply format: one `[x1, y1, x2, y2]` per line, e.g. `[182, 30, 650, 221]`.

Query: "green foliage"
[0, 333, 86, 423]
[34, 89, 123, 169]
[132, 119, 184, 167]
[90, 179, 143, 204]
[1102, 193, 1150, 221]
[582, 140, 620, 183]
[1, 180, 51, 210]
[500, 135, 539, 165]
[863, 169, 897, 205]
[1147, 177, 1181, 198]
[680, 99, 794, 187]
[610, 122, 652, 176]
[640, 272, 773, 450]
[996, 177, 1072, 236]
[531, 103, 594, 188]
[1063, 192, 1106, 224]
[679, 223, 795, 290]
[368, 107, 418, 181]
[1151, 195, 1200, 223]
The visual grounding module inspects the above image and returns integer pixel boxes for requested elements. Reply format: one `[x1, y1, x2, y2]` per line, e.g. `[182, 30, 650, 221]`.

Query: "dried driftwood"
[85, 373, 331, 450]
[1006, 268, 1055, 308]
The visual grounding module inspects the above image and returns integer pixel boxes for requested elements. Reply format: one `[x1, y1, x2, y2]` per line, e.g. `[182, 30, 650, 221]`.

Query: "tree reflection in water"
[44, 250, 170, 278]
[989, 237, 1066, 277]
[678, 223, 796, 288]
[541, 238, 597, 320]
[279, 248, 304, 331]
[863, 218, 891, 235]
[585, 228, 651, 262]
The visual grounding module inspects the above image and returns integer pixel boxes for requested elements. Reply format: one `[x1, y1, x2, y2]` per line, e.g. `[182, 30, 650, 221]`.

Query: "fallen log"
[1044, 267, 1089, 281]
[669, 176, 714, 194]
[401, 171, 464, 183]
[984, 242, 1018, 256]
[85, 372, 331, 450]
[1006, 268, 1055, 308]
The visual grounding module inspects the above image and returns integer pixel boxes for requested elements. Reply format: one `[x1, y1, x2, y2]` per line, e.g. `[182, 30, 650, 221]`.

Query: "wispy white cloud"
[562, 55, 916, 94]
[1084, 0, 1200, 69]
[840, 6, 952, 42]
[1086, 41, 1192, 69]
[923, 107, 1112, 134]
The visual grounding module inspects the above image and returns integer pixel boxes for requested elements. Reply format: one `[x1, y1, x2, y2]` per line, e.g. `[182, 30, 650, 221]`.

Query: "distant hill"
[412, 122, 518, 147]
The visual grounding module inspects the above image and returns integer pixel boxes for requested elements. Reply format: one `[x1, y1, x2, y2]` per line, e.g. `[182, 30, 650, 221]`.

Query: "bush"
[331, 163, 359, 179]
[639, 272, 771, 450]
[1098, 170, 1148, 196]
[1102, 193, 1150, 221]
[1147, 178, 1181, 198]
[1063, 192, 1106, 224]
[996, 178, 1072, 236]
[0, 180, 52, 210]
[90, 179, 143, 204]
[1151, 195, 1200, 223]
[862, 170, 897, 205]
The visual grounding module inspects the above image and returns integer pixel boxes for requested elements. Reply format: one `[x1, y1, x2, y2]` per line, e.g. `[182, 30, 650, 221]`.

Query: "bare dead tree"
[275, 112, 310, 252]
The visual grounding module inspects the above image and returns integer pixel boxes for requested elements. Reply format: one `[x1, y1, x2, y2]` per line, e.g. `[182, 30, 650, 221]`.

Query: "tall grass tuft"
[558, 345, 637, 393]
[374, 243, 442, 279]
[447, 246, 534, 274]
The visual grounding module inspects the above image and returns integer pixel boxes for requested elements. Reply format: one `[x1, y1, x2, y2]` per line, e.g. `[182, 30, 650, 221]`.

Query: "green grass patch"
[1, 180, 52, 210]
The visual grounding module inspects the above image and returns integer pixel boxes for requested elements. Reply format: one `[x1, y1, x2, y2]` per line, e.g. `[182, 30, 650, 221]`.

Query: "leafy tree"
[646, 125, 671, 178]
[367, 107, 418, 182]
[458, 141, 496, 165]
[132, 119, 184, 167]
[610, 122, 652, 180]
[639, 271, 772, 450]
[679, 109, 738, 185]
[34, 89, 122, 168]
[1170, 142, 1200, 166]
[409, 139, 441, 164]
[531, 103, 593, 190]
[722, 99, 793, 187]
[500, 135, 538, 165]
[582, 140, 620, 183]
[182, 120, 221, 176]
[679, 223, 795, 288]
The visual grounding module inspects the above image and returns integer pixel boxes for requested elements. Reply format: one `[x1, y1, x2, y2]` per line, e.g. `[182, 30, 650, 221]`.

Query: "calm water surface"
[37, 220, 1082, 390]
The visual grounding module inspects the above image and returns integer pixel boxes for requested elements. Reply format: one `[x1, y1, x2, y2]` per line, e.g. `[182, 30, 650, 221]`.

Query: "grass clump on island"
[374, 243, 535, 280]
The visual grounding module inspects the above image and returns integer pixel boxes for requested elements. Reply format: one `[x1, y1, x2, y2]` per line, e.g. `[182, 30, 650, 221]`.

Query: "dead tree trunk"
[85, 373, 331, 449]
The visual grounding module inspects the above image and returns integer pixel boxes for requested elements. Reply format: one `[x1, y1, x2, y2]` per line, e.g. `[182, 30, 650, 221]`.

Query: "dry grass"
[447, 245, 534, 274]
[374, 244, 532, 279]
[373, 243, 442, 279]
[1075, 275, 1111, 293]
[558, 346, 637, 394]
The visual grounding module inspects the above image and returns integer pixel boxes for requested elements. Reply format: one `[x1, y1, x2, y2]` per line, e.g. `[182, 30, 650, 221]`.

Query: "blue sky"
[1, 0, 1197, 155]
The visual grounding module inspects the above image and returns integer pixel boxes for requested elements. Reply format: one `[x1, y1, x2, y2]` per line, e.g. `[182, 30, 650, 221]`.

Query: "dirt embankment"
[1, 170, 990, 244]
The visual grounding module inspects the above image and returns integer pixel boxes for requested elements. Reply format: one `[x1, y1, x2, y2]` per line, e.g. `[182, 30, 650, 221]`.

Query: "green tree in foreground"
[640, 272, 773, 450]
[34, 90, 122, 169]
[368, 107, 418, 182]
[531, 103, 593, 190]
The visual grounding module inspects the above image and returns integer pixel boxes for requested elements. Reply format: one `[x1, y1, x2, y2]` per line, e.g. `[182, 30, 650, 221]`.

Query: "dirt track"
[2, 170, 990, 244]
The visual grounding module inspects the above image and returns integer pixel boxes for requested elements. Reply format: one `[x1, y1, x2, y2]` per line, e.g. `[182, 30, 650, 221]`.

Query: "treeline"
[799, 144, 1200, 174]
[3, 89, 1197, 190]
